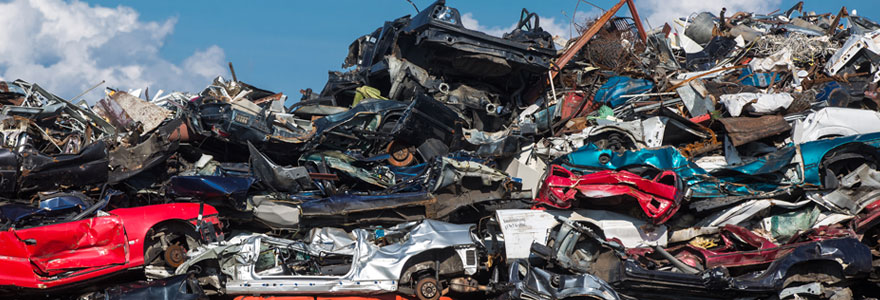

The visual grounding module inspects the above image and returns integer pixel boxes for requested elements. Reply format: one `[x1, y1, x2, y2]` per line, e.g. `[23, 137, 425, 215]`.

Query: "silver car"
[176, 219, 482, 300]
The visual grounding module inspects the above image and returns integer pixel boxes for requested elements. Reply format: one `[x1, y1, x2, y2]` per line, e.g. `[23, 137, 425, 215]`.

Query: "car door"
[0, 230, 35, 286]
[12, 213, 129, 276]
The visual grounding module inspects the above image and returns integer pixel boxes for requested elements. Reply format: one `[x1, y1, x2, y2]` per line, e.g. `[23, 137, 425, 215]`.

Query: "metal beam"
[525, 0, 648, 104]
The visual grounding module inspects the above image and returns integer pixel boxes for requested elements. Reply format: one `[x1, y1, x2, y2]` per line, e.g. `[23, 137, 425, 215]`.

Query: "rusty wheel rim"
[164, 243, 187, 268]
[386, 141, 415, 167]
[419, 280, 438, 299]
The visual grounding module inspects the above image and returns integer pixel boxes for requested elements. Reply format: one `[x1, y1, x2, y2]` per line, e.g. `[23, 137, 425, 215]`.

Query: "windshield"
[0, 191, 109, 230]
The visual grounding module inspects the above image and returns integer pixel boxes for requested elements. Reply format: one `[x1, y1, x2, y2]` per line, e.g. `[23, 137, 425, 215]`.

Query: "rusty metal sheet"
[108, 91, 171, 134]
[96, 97, 135, 129]
[718, 115, 791, 147]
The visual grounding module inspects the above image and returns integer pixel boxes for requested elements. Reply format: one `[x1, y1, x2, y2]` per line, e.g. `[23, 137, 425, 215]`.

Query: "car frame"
[176, 219, 482, 300]
[0, 198, 223, 293]
[530, 216, 872, 299]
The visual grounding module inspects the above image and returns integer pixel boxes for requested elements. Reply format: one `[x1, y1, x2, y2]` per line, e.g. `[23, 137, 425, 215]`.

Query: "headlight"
[434, 6, 457, 25]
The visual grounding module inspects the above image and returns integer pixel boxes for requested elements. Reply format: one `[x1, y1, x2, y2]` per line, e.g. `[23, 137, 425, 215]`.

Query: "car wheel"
[416, 277, 441, 300]
[386, 140, 416, 166]
[144, 224, 200, 279]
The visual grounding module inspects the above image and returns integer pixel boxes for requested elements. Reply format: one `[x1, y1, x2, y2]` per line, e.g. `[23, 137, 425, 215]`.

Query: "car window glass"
[255, 241, 278, 273]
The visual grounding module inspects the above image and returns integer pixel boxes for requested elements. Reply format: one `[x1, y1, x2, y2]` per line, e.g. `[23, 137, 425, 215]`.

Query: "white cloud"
[0, 0, 226, 103]
[460, 12, 574, 39]
[637, 0, 783, 29]
[540, 17, 570, 39]
[461, 12, 516, 37]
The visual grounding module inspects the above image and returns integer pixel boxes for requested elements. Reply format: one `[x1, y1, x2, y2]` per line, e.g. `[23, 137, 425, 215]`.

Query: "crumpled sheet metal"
[248, 142, 310, 193]
[0, 148, 19, 192]
[180, 220, 476, 295]
[535, 165, 683, 224]
[813, 163, 880, 215]
[169, 176, 255, 208]
[535, 114, 708, 159]
[104, 90, 172, 134]
[21, 215, 128, 275]
[430, 156, 509, 192]
[301, 151, 397, 188]
[251, 196, 302, 229]
[306, 227, 357, 255]
[385, 55, 437, 101]
[461, 128, 531, 157]
[101, 274, 206, 300]
[108, 120, 181, 183]
[12, 1, 880, 297]
[496, 209, 667, 260]
[310, 99, 404, 138]
[559, 141, 800, 201]
[825, 29, 880, 78]
[399, 0, 556, 74]
[679, 224, 846, 269]
[594, 76, 654, 108]
[730, 237, 872, 290]
[718, 115, 790, 147]
[19, 140, 109, 193]
[798, 131, 880, 186]
[792, 107, 880, 144]
[299, 192, 435, 220]
[719, 93, 793, 117]
[557, 143, 696, 173]
[506, 260, 620, 300]
[555, 143, 726, 196]
[695, 198, 811, 228]
[616, 229, 871, 297]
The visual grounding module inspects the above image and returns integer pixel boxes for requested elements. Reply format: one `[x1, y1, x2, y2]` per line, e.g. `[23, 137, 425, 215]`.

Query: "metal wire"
[570, 0, 607, 38]
[752, 33, 841, 64]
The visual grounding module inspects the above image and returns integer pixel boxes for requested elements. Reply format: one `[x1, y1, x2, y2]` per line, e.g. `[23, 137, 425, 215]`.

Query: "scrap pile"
[4, 0, 880, 299]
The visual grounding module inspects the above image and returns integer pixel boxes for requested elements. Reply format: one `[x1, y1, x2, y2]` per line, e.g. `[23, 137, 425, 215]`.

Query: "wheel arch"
[816, 142, 880, 188]
[780, 259, 846, 289]
[397, 247, 464, 293]
[135, 218, 198, 267]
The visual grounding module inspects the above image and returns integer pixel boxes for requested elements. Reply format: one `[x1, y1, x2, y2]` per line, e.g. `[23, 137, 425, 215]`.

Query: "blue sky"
[0, 0, 876, 103]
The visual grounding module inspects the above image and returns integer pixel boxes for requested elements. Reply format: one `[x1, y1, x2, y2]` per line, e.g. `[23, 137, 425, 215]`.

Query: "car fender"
[109, 203, 221, 267]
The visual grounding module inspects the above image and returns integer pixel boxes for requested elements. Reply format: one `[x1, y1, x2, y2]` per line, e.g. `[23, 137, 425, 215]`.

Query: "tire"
[416, 277, 441, 300]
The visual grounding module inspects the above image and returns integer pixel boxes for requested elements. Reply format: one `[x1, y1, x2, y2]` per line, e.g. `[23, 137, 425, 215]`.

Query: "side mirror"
[530, 242, 554, 261]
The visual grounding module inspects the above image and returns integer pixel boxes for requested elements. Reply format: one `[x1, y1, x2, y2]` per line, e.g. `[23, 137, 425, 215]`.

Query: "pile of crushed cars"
[4, 0, 880, 299]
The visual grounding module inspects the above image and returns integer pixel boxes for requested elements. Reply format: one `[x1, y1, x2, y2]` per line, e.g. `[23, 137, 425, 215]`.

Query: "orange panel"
[235, 297, 315, 300]
[234, 295, 455, 300]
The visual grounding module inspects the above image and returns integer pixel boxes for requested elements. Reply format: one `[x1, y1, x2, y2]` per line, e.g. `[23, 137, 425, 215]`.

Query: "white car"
[176, 219, 482, 300]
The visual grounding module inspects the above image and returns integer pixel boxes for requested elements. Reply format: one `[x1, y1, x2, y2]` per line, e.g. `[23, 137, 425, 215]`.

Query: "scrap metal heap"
[4, 0, 880, 299]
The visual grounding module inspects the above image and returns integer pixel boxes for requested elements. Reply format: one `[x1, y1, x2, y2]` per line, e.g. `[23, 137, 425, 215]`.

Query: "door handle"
[23, 239, 36, 245]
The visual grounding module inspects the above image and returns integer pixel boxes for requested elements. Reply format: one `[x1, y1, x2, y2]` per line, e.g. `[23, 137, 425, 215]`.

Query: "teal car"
[555, 131, 880, 202]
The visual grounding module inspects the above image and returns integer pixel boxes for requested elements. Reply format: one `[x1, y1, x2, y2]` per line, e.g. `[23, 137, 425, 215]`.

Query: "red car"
[0, 194, 222, 293]
[628, 224, 860, 271]
[535, 165, 684, 224]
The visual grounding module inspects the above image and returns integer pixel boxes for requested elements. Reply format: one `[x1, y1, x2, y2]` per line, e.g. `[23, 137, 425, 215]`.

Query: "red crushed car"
[535, 164, 684, 224]
[630, 224, 859, 270]
[0, 192, 222, 293]
[233, 295, 455, 300]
